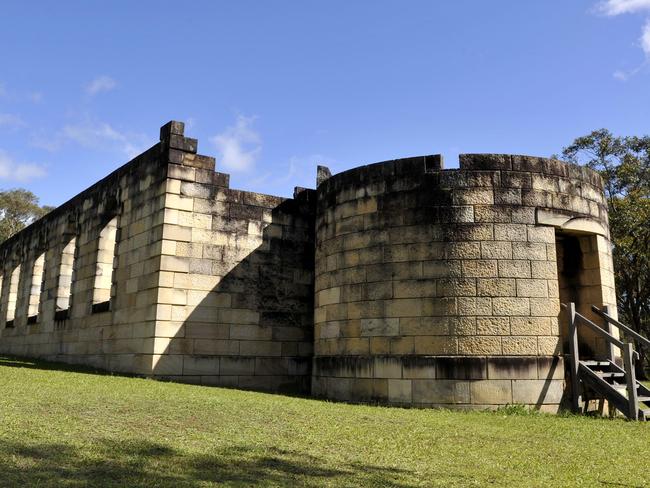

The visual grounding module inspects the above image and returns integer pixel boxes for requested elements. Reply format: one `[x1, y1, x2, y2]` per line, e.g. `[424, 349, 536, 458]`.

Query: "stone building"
[0, 121, 616, 411]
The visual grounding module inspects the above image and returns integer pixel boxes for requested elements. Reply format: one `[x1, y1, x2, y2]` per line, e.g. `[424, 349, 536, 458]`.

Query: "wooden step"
[596, 372, 625, 378]
[637, 396, 650, 402]
[583, 361, 611, 367]
[611, 383, 644, 390]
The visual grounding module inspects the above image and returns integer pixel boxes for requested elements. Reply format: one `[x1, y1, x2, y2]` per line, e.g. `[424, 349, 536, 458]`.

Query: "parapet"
[0, 123, 616, 412]
[312, 153, 612, 410]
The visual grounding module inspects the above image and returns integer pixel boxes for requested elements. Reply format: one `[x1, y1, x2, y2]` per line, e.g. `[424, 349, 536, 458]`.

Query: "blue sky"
[1, 0, 650, 206]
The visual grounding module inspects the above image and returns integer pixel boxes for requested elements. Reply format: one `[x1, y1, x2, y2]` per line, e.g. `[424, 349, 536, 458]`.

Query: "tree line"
[0, 189, 53, 243]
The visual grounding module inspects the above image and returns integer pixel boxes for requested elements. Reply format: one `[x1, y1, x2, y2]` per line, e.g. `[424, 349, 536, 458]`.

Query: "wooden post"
[567, 302, 581, 413]
[603, 305, 615, 364]
[623, 343, 638, 421]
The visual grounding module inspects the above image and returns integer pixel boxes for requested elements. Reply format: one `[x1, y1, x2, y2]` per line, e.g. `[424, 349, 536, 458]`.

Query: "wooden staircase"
[564, 303, 650, 421]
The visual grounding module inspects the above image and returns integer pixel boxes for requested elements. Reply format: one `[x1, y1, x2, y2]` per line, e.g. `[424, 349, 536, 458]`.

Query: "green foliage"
[562, 130, 650, 372]
[0, 188, 53, 243]
[495, 404, 540, 416]
[1, 356, 650, 487]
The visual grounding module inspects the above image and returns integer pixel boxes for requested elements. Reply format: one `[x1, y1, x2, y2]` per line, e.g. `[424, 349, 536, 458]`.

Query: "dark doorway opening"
[556, 231, 604, 358]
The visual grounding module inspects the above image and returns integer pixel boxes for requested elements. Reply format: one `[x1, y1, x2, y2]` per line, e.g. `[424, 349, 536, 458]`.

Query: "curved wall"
[312, 154, 612, 410]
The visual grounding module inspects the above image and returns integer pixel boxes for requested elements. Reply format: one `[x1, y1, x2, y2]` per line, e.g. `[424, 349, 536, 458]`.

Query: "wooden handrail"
[591, 305, 650, 349]
[574, 312, 627, 349]
[564, 302, 641, 419]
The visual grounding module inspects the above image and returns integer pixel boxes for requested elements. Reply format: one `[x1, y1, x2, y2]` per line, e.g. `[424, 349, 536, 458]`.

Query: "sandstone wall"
[151, 135, 315, 393]
[312, 154, 614, 410]
[0, 122, 315, 392]
[0, 125, 173, 373]
[0, 121, 616, 409]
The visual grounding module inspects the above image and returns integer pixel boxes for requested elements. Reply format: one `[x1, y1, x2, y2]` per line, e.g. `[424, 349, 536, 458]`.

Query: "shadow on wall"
[153, 195, 315, 394]
[0, 438, 416, 487]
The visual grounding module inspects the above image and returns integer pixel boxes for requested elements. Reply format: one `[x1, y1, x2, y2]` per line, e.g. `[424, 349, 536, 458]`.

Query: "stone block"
[502, 336, 538, 355]
[474, 205, 512, 223]
[457, 296, 492, 315]
[423, 260, 463, 278]
[494, 224, 527, 241]
[385, 298, 424, 317]
[470, 380, 512, 404]
[183, 356, 219, 375]
[318, 287, 341, 306]
[412, 379, 455, 403]
[445, 242, 481, 260]
[511, 242, 547, 261]
[487, 356, 538, 380]
[360, 318, 399, 337]
[494, 188, 522, 205]
[462, 260, 498, 278]
[527, 226, 555, 243]
[476, 317, 509, 335]
[537, 356, 564, 380]
[531, 261, 557, 279]
[476, 278, 516, 297]
[510, 316, 550, 335]
[414, 336, 458, 354]
[457, 336, 502, 355]
[516, 279, 548, 298]
[367, 281, 393, 300]
[390, 336, 415, 354]
[492, 297, 530, 316]
[453, 188, 494, 205]
[388, 379, 412, 403]
[480, 241, 512, 259]
[240, 340, 282, 356]
[529, 298, 559, 317]
[436, 278, 476, 297]
[537, 336, 561, 355]
[400, 317, 448, 336]
[370, 337, 390, 354]
[220, 357, 255, 375]
[444, 317, 473, 335]
[498, 260, 530, 278]
[393, 280, 436, 298]
[151, 354, 183, 376]
[512, 379, 564, 404]
[374, 357, 403, 378]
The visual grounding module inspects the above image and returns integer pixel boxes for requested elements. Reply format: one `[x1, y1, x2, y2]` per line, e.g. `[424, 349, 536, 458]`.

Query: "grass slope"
[0, 356, 648, 487]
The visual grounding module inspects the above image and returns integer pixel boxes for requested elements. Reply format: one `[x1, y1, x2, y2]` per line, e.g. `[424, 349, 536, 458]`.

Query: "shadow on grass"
[0, 438, 418, 487]
[0, 355, 134, 377]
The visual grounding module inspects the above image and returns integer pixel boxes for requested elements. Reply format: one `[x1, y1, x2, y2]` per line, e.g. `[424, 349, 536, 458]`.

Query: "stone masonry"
[0, 122, 616, 410]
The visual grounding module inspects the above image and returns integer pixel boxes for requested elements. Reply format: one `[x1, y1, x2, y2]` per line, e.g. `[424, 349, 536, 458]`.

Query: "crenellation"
[0, 125, 615, 410]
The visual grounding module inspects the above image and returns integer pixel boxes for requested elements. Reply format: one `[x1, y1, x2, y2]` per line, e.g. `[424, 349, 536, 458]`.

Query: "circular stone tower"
[312, 154, 614, 411]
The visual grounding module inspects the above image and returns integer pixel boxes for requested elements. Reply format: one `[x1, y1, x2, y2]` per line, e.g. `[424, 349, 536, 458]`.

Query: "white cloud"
[0, 84, 44, 103]
[246, 153, 340, 196]
[641, 18, 650, 54]
[31, 119, 147, 159]
[613, 69, 631, 80]
[596, 1, 650, 79]
[0, 113, 26, 129]
[211, 115, 261, 172]
[598, 0, 650, 15]
[0, 150, 46, 182]
[62, 121, 146, 158]
[85, 76, 117, 96]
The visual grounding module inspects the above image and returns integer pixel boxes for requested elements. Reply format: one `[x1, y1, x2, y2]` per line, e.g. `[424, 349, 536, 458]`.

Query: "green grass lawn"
[0, 356, 648, 487]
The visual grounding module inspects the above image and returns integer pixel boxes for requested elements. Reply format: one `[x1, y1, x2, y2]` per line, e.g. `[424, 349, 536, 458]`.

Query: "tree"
[562, 130, 650, 375]
[0, 189, 54, 243]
